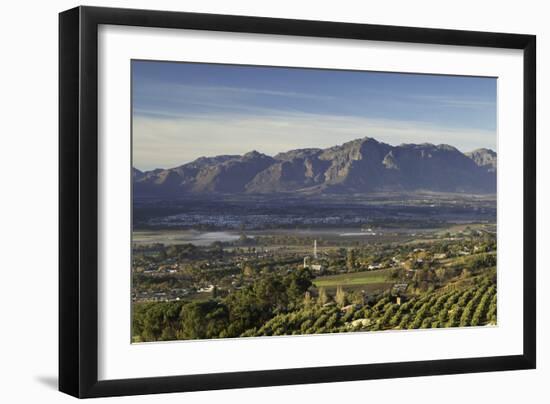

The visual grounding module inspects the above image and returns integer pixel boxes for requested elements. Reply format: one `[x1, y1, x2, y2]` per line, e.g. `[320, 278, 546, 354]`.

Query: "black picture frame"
[59, 5, 536, 398]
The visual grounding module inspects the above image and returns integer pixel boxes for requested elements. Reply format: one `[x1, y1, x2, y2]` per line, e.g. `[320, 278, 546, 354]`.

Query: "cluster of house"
[132, 287, 190, 302]
[147, 212, 369, 230]
[133, 283, 217, 303]
[136, 262, 179, 274]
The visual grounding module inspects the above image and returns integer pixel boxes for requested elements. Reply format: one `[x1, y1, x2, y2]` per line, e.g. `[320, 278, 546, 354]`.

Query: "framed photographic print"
[59, 6, 536, 398]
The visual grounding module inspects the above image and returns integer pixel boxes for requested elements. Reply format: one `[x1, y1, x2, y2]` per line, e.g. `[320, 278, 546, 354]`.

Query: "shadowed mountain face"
[133, 137, 497, 197]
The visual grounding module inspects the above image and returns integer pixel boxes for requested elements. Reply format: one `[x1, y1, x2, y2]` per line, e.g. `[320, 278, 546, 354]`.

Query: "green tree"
[179, 300, 228, 340]
[318, 287, 329, 305]
[304, 291, 313, 307]
[335, 286, 348, 307]
[346, 249, 356, 271]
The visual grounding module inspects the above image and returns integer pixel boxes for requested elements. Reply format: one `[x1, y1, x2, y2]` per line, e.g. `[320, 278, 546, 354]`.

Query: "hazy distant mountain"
[134, 137, 497, 197]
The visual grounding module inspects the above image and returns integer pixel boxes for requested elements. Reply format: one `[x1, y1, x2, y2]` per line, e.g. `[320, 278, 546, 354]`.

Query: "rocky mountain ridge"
[134, 137, 497, 196]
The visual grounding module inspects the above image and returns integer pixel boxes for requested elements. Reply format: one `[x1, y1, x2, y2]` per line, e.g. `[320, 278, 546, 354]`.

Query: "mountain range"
[133, 137, 497, 197]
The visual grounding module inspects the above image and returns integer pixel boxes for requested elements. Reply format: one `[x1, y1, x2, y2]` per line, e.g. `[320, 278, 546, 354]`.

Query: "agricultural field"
[314, 269, 392, 288]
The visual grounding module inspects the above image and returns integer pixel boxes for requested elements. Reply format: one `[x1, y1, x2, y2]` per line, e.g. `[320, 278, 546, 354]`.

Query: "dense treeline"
[133, 269, 313, 341]
[133, 267, 496, 342]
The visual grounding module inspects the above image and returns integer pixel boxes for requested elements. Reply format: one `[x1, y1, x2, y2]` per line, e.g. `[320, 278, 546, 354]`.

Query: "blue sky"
[132, 60, 496, 171]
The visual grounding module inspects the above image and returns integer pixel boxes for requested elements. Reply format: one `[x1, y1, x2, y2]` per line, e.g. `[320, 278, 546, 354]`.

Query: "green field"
[313, 269, 392, 288]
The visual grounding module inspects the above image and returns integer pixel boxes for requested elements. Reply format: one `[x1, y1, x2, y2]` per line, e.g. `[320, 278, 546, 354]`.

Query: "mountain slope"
[134, 137, 497, 196]
[466, 148, 497, 173]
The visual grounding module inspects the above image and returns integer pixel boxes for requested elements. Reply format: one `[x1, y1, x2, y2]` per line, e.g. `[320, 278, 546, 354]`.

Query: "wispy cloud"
[135, 81, 334, 105]
[171, 84, 336, 101]
[406, 94, 496, 108]
[134, 81, 335, 118]
[134, 80, 496, 131]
